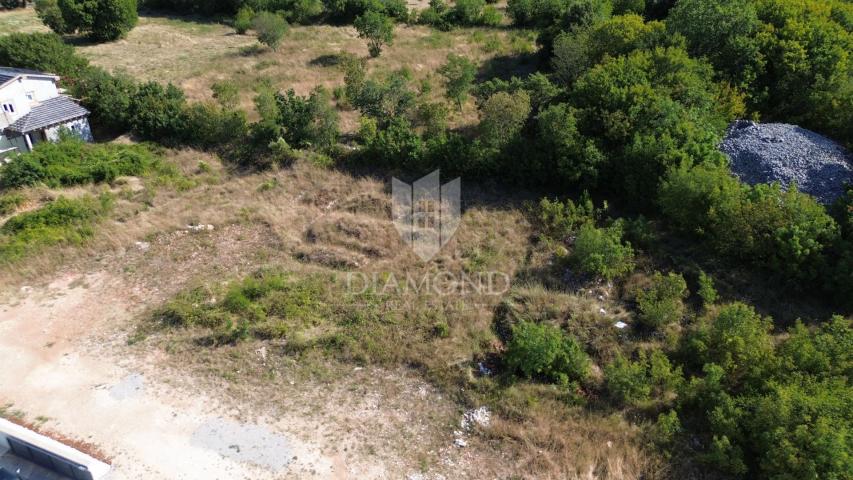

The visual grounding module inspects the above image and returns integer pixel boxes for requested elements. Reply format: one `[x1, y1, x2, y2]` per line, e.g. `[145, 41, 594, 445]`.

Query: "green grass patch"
[0, 137, 186, 189]
[0, 194, 113, 262]
[0, 192, 24, 216]
[151, 269, 477, 366]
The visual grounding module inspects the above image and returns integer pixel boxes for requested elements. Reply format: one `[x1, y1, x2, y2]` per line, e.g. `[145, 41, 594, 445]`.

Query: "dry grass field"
[0, 149, 660, 478]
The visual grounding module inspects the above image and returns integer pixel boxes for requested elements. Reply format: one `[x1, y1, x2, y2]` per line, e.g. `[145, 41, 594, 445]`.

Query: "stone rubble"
[720, 121, 853, 205]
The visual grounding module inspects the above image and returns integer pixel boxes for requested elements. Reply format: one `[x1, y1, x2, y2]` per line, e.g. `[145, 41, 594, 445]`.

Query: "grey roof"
[4, 96, 89, 134]
[0, 67, 56, 86]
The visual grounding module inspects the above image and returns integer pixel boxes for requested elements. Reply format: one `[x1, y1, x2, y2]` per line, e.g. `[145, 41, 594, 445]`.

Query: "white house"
[0, 67, 93, 159]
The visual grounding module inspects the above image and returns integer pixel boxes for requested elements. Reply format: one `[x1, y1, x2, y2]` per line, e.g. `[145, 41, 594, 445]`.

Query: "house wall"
[0, 133, 27, 161]
[44, 118, 94, 143]
[0, 76, 60, 129]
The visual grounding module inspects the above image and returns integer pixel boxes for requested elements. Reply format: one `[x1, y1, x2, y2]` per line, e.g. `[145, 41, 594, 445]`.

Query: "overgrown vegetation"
[0, 137, 169, 189]
[36, 0, 138, 41]
[0, 194, 113, 262]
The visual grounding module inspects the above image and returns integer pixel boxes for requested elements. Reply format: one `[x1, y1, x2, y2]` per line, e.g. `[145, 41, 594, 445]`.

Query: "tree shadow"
[308, 53, 349, 68]
[476, 52, 541, 83]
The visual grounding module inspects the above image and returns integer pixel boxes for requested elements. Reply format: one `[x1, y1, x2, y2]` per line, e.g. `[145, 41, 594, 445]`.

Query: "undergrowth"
[0, 137, 188, 189]
[0, 194, 113, 262]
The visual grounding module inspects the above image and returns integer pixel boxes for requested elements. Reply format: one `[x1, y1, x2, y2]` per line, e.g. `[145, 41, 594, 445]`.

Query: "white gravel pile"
[719, 120, 853, 204]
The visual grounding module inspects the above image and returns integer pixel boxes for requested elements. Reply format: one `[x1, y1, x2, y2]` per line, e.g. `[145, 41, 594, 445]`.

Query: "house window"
[25, 92, 34, 101]
[2, 103, 14, 113]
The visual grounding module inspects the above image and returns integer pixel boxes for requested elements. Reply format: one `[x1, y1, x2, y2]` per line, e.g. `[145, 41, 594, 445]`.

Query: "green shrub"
[358, 116, 424, 169]
[691, 303, 776, 384]
[418, 0, 451, 30]
[532, 193, 599, 241]
[354, 10, 394, 58]
[0, 138, 160, 189]
[678, 312, 851, 479]
[1, 0, 25, 8]
[606, 349, 683, 406]
[570, 222, 635, 280]
[612, 0, 642, 14]
[155, 270, 333, 343]
[659, 163, 839, 286]
[0, 193, 24, 216]
[274, 87, 340, 149]
[778, 316, 851, 379]
[180, 102, 249, 149]
[654, 409, 681, 446]
[0, 195, 112, 262]
[253, 11, 288, 50]
[571, 46, 737, 203]
[505, 321, 589, 385]
[211, 80, 240, 108]
[49, 0, 138, 41]
[0, 33, 89, 78]
[90, 0, 138, 41]
[637, 272, 688, 329]
[35, 0, 69, 33]
[449, 0, 484, 25]
[534, 103, 604, 185]
[480, 5, 502, 25]
[347, 69, 417, 125]
[697, 270, 717, 308]
[438, 53, 476, 107]
[604, 353, 651, 405]
[478, 90, 531, 148]
[72, 66, 137, 132]
[234, 6, 255, 33]
[129, 81, 188, 142]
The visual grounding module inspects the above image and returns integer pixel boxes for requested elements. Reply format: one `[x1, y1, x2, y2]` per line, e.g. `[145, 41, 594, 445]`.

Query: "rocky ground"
[720, 120, 853, 204]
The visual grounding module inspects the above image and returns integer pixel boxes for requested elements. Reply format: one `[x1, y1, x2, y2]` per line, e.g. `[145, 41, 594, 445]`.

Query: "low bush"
[531, 194, 600, 242]
[274, 87, 339, 149]
[0, 138, 161, 189]
[696, 270, 717, 308]
[234, 6, 255, 33]
[604, 354, 650, 405]
[438, 54, 476, 107]
[0, 195, 112, 262]
[505, 321, 590, 385]
[677, 312, 851, 479]
[636, 272, 688, 329]
[605, 349, 683, 406]
[0, 193, 24, 216]
[128, 81, 188, 142]
[71, 67, 138, 132]
[155, 270, 344, 343]
[253, 11, 288, 50]
[570, 222, 634, 280]
[179, 102, 250, 149]
[478, 90, 531, 148]
[659, 163, 839, 286]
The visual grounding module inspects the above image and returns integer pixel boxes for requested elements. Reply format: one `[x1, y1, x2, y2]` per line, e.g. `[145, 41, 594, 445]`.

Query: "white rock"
[461, 407, 491, 431]
[614, 321, 628, 329]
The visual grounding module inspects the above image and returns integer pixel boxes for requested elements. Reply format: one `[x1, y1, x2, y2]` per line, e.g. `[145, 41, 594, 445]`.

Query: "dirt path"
[0, 271, 336, 479]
